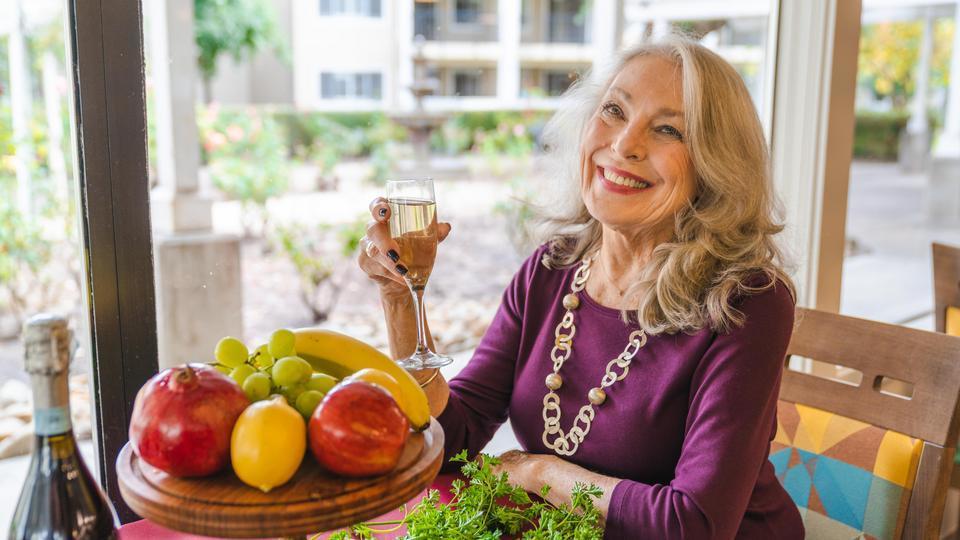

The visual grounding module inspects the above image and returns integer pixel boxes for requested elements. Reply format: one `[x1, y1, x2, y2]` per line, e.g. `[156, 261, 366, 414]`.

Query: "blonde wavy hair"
[534, 33, 795, 335]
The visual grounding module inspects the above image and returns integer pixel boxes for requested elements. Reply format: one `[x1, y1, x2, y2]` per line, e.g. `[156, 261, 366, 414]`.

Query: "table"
[118, 474, 460, 539]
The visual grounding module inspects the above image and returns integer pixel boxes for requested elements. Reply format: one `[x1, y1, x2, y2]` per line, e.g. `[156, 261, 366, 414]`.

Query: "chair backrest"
[773, 308, 960, 540]
[933, 242, 960, 335]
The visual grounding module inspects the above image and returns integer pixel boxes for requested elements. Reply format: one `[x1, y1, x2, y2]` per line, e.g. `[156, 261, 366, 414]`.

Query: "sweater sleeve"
[604, 282, 795, 540]
[435, 247, 542, 473]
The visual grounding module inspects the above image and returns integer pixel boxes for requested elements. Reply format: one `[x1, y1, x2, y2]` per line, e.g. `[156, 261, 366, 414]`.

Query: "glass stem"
[410, 286, 430, 355]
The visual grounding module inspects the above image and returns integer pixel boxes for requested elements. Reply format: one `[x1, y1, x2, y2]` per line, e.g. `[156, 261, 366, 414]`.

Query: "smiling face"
[579, 54, 697, 240]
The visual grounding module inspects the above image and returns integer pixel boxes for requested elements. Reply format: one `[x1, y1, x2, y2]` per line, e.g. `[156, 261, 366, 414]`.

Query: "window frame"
[57, 0, 862, 525]
[319, 0, 382, 17]
[320, 71, 384, 100]
[68, 0, 158, 523]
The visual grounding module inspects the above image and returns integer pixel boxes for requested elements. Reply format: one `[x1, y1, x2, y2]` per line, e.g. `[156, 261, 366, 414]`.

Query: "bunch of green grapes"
[211, 329, 339, 418]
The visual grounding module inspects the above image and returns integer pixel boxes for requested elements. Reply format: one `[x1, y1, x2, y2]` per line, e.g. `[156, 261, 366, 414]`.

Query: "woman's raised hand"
[358, 197, 451, 299]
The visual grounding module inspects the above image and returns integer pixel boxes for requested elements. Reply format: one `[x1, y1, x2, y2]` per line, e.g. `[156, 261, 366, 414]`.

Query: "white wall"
[206, 0, 294, 105]
[291, 1, 396, 110]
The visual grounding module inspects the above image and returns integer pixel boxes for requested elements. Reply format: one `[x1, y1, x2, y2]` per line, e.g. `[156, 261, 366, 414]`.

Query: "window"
[414, 1, 438, 39]
[455, 0, 481, 24]
[548, 0, 586, 43]
[319, 0, 381, 17]
[319, 72, 383, 99]
[454, 71, 482, 96]
[546, 71, 576, 96]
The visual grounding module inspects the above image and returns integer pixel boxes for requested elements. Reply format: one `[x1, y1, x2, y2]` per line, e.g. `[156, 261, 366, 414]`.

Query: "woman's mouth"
[596, 166, 651, 194]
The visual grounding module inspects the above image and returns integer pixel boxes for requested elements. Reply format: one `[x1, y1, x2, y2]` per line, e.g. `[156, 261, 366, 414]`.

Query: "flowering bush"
[0, 104, 80, 331]
[197, 105, 289, 236]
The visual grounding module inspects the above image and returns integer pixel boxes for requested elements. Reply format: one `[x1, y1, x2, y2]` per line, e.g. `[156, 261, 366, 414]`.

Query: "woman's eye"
[657, 125, 683, 140]
[601, 102, 624, 118]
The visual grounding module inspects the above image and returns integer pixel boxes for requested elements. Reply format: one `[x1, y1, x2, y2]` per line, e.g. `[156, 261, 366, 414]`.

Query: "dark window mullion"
[69, 0, 158, 524]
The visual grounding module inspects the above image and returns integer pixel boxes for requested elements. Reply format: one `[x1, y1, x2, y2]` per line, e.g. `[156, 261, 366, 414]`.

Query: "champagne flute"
[387, 178, 453, 370]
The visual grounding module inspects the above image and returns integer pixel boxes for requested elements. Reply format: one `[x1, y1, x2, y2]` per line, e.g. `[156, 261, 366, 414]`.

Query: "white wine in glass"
[387, 178, 452, 370]
[388, 198, 438, 291]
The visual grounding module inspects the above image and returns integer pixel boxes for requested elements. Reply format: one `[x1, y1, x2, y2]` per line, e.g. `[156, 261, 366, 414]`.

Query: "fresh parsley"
[326, 451, 605, 539]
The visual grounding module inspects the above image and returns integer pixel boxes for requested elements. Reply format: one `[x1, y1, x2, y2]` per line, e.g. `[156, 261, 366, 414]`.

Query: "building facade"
[289, 0, 622, 112]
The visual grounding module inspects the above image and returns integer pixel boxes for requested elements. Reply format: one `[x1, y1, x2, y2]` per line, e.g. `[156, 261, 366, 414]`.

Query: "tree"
[194, 0, 288, 103]
[857, 18, 955, 110]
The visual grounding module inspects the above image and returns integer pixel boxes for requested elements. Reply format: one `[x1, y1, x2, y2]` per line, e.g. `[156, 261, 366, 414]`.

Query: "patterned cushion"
[946, 308, 960, 466]
[770, 400, 923, 539]
[946, 306, 960, 337]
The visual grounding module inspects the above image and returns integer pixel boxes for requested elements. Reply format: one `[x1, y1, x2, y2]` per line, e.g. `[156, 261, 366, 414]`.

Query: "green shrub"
[357, 114, 407, 158]
[271, 217, 366, 323]
[431, 111, 550, 157]
[853, 110, 909, 160]
[0, 198, 54, 325]
[198, 105, 289, 236]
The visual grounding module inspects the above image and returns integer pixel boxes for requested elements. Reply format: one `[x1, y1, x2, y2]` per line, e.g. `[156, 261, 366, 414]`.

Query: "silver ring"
[364, 238, 378, 258]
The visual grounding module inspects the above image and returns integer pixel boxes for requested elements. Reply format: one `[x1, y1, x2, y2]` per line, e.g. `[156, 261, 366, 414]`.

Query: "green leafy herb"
[324, 451, 604, 539]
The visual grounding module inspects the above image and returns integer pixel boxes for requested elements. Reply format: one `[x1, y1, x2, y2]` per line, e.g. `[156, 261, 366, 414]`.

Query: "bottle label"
[34, 407, 71, 435]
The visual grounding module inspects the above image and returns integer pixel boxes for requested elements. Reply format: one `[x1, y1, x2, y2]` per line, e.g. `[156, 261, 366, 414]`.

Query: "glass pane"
[840, 3, 957, 330]
[621, 0, 778, 129]
[0, 0, 97, 530]
[416, 0, 496, 42]
[137, 0, 784, 487]
[548, 0, 586, 43]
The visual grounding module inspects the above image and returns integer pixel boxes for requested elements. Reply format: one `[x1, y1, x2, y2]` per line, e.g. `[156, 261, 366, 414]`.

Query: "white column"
[41, 53, 68, 200]
[928, 1, 960, 223]
[592, 0, 622, 69]
[899, 9, 934, 172]
[933, 4, 960, 160]
[770, 0, 861, 311]
[497, 0, 521, 105]
[397, 0, 416, 111]
[9, 0, 34, 217]
[146, 0, 242, 369]
[908, 12, 933, 135]
[148, 0, 212, 233]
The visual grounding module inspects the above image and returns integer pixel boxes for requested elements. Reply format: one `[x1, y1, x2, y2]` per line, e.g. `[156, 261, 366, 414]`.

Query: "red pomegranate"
[129, 363, 249, 477]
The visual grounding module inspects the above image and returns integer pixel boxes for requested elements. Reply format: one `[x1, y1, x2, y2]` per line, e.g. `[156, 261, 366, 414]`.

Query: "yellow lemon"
[344, 368, 405, 408]
[231, 396, 305, 492]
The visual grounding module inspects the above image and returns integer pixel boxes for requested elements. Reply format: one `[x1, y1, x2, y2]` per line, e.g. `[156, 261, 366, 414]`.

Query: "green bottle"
[9, 314, 119, 539]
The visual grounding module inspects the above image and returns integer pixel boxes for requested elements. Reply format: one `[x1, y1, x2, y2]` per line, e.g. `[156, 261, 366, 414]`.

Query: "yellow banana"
[293, 328, 431, 431]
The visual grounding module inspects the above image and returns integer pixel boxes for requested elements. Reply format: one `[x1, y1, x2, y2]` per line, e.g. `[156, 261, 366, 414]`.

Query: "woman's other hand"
[491, 450, 549, 493]
[358, 196, 452, 300]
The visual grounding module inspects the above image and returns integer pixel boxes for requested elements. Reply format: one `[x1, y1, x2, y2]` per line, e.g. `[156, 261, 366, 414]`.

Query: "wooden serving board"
[117, 420, 444, 538]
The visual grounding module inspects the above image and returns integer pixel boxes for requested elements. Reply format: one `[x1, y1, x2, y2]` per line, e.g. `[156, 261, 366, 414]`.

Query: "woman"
[359, 34, 803, 539]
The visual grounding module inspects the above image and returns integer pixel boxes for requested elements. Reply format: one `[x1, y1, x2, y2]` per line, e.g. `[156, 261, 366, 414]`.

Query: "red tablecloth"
[118, 474, 459, 540]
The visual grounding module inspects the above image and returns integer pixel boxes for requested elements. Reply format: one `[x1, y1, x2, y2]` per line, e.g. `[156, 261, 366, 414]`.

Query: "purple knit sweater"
[436, 245, 803, 539]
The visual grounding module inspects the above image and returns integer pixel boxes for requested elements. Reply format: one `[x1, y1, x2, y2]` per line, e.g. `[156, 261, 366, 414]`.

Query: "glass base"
[396, 349, 453, 370]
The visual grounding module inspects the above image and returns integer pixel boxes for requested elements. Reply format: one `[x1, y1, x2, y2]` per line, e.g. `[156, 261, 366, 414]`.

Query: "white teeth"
[602, 168, 649, 189]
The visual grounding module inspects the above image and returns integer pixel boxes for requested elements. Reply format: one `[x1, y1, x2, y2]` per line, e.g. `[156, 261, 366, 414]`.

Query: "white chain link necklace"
[542, 253, 647, 456]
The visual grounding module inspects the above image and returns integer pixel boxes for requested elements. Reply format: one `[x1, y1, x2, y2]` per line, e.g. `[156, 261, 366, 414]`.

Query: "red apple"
[308, 381, 410, 477]
[129, 363, 249, 477]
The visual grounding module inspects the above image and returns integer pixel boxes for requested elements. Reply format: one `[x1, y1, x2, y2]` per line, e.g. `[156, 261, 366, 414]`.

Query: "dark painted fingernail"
[395, 264, 408, 276]
[386, 249, 400, 263]
[378, 207, 387, 218]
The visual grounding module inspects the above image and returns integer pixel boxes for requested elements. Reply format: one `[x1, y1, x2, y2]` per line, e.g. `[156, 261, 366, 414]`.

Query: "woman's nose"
[611, 127, 645, 161]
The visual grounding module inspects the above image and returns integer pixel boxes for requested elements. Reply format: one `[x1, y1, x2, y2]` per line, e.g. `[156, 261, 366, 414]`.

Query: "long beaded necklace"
[542, 253, 647, 456]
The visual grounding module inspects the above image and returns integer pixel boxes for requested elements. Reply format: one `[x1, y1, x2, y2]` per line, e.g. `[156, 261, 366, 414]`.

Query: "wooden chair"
[932, 242, 960, 517]
[772, 308, 960, 539]
[933, 242, 960, 335]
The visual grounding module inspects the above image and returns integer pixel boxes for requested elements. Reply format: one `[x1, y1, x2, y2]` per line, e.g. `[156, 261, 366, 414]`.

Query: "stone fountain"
[389, 36, 468, 178]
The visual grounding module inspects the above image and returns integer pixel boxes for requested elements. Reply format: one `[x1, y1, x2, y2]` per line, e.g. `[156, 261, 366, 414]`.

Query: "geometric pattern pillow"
[770, 400, 923, 540]
[947, 307, 960, 469]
